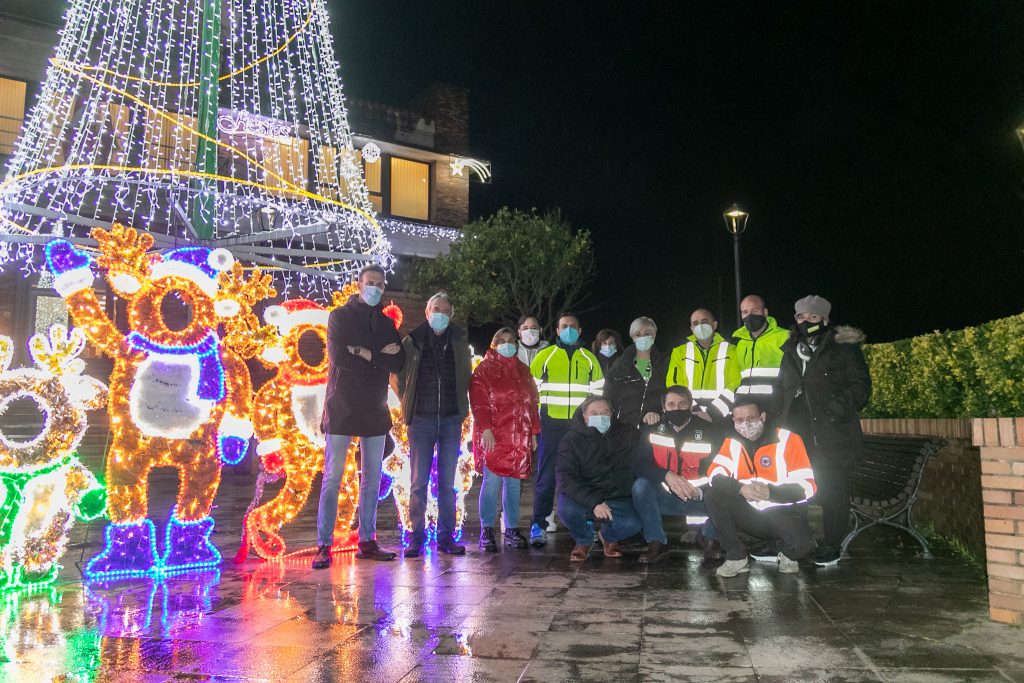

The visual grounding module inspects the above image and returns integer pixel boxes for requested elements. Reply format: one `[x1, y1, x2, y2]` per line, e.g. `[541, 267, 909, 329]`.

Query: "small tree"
[408, 208, 597, 331]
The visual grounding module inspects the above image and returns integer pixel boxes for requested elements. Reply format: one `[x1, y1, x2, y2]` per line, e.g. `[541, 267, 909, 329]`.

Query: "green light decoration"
[191, 0, 223, 240]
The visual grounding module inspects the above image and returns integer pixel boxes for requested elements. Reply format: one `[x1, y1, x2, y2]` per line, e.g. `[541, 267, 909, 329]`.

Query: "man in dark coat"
[779, 295, 871, 567]
[393, 292, 472, 557]
[312, 264, 406, 568]
[555, 395, 664, 562]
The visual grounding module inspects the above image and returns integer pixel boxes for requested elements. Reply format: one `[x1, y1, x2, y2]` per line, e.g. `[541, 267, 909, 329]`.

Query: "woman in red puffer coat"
[470, 327, 541, 552]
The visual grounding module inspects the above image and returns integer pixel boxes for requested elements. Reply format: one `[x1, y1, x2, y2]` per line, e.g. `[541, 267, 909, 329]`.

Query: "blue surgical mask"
[634, 336, 654, 352]
[587, 414, 611, 434]
[599, 344, 616, 358]
[361, 284, 383, 306]
[496, 343, 517, 358]
[429, 311, 450, 332]
[558, 327, 580, 345]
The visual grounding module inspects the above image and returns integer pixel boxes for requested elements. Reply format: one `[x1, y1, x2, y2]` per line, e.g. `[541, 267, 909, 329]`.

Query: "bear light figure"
[45, 225, 275, 579]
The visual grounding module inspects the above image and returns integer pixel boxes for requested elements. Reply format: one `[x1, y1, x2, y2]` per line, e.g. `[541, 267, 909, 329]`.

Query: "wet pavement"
[2, 469, 1022, 683]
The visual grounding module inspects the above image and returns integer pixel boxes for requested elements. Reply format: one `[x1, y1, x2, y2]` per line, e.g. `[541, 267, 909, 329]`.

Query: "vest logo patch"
[759, 455, 772, 468]
[694, 429, 703, 440]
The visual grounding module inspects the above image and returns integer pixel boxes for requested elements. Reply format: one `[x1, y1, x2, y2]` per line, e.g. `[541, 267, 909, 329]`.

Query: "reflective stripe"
[681, 442, 713, 454]
[710, 398, 731, 417]
[685, 515, 709, 525]
[740, 367, 780, 379]
[591, 378, 606, 389]
[690, 388, 719, 399]
[539, 382, 578, 392]
[774, 430, 791, 482]
[736, 384, 774, 395]
[720, 389, 735, 402]
[752, 500, 808, 511]
[786, 467, 816, 500]
[714, 340, 729, 392]
[684, 342, 696, 389]
[539, 395, 587, 406]
[649, 434, 676, 448]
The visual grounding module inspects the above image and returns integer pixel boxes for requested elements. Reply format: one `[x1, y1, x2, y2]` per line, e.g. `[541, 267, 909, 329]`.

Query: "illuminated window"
[0, 77, 27, 156]
[261, 136, 309, 196]
[364, 154, 383, 213]
[146, 110, 198, 171]
[389, 157, 429, 221]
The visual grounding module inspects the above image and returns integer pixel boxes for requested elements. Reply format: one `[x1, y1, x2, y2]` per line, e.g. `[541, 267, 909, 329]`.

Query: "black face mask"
[743, 314, 766, 333]
[664, 409, 692, 427]
[798, 319, 827, 338]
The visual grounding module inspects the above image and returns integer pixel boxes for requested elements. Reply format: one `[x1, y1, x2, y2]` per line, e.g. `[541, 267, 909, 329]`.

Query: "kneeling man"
[705, 398, 817, 576]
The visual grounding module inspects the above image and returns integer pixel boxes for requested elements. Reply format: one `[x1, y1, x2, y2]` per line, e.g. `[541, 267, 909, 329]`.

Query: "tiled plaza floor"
[2, 469, 1022, 683]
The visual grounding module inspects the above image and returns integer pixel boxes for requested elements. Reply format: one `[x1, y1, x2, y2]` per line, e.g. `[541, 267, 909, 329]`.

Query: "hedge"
[863, 312, 1024, 419]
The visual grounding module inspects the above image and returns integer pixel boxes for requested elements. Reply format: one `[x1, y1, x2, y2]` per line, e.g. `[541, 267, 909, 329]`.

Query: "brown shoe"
[599, 530, 623, 558]
[355, 540, 396, 561]
[311, 544, 331, 569]
[639, 541, 669, 564]
[570, 544, 591, 561]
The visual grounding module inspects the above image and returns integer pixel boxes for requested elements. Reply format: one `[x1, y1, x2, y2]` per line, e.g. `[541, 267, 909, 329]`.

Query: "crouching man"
[705, 398, 817, 577]
[556, 395, 663, 562]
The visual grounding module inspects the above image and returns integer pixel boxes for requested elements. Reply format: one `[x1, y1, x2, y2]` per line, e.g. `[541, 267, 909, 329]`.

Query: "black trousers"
[810, 457, 852, 549]
[703, 487, 816, 561]
[532, 416, 570, 527]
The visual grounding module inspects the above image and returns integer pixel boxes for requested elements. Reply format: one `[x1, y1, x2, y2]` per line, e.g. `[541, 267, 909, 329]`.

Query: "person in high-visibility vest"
[529, 313, 604, 547]
[704, 398, 817, 577]
[730, 295, 789, 415]
[666, 308, 740, 421]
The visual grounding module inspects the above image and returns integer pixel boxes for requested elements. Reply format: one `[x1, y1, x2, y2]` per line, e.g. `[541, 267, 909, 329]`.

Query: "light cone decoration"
[0, 0, 391, 298]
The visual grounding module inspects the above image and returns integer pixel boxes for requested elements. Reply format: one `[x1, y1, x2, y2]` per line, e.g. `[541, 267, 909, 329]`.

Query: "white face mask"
[520, 328, 540, 346]
[735, 417, 765, 441]
[693, 323, 714, 342]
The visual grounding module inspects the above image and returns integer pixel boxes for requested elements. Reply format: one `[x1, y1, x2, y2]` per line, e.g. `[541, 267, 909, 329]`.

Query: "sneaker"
[438, 538, 466, 555]
[813, 544, 841, 567]
[311, 544, 331, 569]
[546, 512, 558, 532]
[716, 557, 750, 577]
[504, 528, 528, 549]
[639, 541, 669, 564]
[529, 523, 547, 548]
[479, 527, 498, 553]
[355, 540, 396, 561]
[778, 552, 800, 574]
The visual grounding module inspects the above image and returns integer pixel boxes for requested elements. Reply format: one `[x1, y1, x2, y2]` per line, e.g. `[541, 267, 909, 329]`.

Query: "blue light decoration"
[85, 569, 221, 637]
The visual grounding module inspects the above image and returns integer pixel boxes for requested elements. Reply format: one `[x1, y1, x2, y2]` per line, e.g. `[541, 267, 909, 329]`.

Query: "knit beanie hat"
[794, 295, 831, 322]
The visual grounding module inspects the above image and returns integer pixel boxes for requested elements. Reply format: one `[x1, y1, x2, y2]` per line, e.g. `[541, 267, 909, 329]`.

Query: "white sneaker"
[716, 557, 749, 577]
[778, 552, 800, 574]
[545, 512, 557, 532]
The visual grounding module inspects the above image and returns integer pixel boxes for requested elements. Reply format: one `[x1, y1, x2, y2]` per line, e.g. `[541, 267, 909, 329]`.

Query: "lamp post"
[723, 205, 749, 326]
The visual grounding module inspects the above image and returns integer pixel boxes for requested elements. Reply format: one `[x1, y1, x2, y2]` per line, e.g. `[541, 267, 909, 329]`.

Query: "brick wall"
[972, 418, 1024, 626]
[433, 159, 469, 227]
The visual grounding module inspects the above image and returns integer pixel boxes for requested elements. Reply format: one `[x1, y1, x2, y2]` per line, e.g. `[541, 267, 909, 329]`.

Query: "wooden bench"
[841, 434, 946, 559]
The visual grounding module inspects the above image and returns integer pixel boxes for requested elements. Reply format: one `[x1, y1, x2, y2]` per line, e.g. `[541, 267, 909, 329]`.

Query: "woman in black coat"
[604, 316, 666, 430]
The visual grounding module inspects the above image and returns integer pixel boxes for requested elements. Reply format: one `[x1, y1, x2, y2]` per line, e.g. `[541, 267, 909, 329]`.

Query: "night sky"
[330, 0, 1024, 346]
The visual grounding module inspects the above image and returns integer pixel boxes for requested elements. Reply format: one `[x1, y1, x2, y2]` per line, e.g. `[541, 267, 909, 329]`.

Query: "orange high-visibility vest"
[647, 431, 714, 486]
[707, 428, 817, 510]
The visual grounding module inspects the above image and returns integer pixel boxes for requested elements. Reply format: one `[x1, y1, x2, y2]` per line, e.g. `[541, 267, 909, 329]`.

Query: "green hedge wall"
[863, 313, 1024, 418]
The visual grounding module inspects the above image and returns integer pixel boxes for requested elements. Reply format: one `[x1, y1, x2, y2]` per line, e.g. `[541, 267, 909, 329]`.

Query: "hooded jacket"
[321, 294, 406, 436]
[469, 348, 541, 479]
[779, 325, 871, 465]
[604, 344, 667, 429]
[556, 406, 640, 510]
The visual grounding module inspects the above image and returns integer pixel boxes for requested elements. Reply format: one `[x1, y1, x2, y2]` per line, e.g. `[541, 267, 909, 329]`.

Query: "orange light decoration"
[45, 225, 276, 579]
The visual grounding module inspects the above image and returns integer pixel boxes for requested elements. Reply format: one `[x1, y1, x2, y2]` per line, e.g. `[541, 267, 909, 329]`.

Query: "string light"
[0, 328, 106, 591]
[45, 227, 276, 580]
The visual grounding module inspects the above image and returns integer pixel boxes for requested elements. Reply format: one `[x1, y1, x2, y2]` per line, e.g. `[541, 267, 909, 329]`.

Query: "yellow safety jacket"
[530, 344, 604, 420]
[665, 333, 740, 419]
[729, 316, 790, 410]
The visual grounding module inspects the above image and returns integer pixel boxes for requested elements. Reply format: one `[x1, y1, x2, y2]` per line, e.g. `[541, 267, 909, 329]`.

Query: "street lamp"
[723, 205, 749, 326]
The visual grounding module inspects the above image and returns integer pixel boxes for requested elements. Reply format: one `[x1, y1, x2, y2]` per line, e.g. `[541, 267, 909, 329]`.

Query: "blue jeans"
[478, 464, 522, 529]
[317, 433, 387, 545]
[408, 414, 463, 543]
[633, 477, 718, 540]
[557, 489, 664, 546]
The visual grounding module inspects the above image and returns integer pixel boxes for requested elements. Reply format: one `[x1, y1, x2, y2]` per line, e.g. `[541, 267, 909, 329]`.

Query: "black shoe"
[404, 540, 422, 558]
[504, 528, 528, 549]
[437, 538, 466, 555]
[311, 544, 331, 569]
[479, 527, 498, 553]
[639, 541, 669, 564]
[698, 537, 725, 563]
[355, 540, 396, 561]
[813, 544, 841, 567]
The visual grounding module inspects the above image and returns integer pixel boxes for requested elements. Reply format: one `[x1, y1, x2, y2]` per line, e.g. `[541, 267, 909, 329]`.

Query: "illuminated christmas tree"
[0, 0, 390, 296]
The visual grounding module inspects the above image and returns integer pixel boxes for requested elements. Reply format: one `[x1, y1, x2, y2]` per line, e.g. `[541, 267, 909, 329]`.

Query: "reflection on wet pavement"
[1, 477, 1022, 682]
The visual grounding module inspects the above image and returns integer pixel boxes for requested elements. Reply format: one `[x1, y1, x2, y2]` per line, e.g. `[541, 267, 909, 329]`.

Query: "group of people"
[311, 263, 872, 577]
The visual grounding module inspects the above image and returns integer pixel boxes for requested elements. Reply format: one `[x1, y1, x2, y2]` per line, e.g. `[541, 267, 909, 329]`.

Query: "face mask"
[587, 414, 611, 434]
[743, 314, 766, 333]
[361, 285, 383, 307]
[429, 311, 450, 332]
[599, 344, 617, 358]
[634, 336, 654, 352]
[520, 329, 540, 346]
[798, 319, 827, 338]
[692, 323, 714, 342]
[664, 409, 691, 427]
[559, 327, 580, 345]
[735, 418, 765, 441]
[496, 343, 517, 358]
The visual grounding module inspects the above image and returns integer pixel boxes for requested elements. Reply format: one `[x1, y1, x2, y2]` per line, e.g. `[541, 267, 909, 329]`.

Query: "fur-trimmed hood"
[834, 325, 866, 345]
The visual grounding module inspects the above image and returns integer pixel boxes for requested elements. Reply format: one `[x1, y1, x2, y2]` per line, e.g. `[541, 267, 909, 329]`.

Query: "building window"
[260, 136, 309, 196]
[146, 110, 198, 171]
[389, 157, 430, 221]
[364, 154, 383, 213]
[0, 77, 27, 156]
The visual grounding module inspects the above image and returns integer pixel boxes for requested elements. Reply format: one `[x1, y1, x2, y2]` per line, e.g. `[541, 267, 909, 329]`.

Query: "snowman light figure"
[0, 326, 107, 590]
